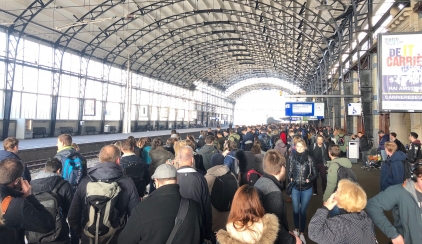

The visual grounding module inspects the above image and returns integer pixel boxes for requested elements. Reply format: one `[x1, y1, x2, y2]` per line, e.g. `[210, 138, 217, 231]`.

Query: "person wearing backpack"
[258, 129, 271, 152]
[323, 145, 354, 217]
[198, 136, 220, 170]
[119, 139, 150, 199]
[117, 164, 204, 244]
[380, 142, 406, 192]
[241, 127, 255, 150]
[176, 146, 212, 242]
[29, 158, 74, 244]
[0, 158, 55, 244]
[55, 134, 87, 192]
[228, 129, 241, 149]
[205, 153, 238, 232]
[68, 145, 140, 244]
[390, 132, 406, 154]
[287, 139, 318, 244]
[254, 150, 302, 244]
[0, 198, 19, 244]
[223, 140, 240, 176]
[335, 129, 348, 157]
[408, 132, 421, 165]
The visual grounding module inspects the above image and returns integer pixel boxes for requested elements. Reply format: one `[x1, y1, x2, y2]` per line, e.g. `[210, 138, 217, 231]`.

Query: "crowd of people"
[0, 123, 421, 244]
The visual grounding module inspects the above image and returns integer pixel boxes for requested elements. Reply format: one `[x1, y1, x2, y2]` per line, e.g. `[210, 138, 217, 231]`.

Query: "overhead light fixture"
[316, 0, 333, 10]
[56, 17, 117, 31]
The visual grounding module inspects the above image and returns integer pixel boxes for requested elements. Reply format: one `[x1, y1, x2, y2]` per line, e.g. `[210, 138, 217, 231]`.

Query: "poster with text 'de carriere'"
[379, 32, 422, 112]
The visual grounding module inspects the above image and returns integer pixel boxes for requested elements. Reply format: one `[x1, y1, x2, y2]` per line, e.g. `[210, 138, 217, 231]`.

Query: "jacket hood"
[0, 150, 20, 160]
[56, 147, 77, 158]
[329, 157, 352, 168]
[217, 214, 279, 244]
[229, 133, 240, 140]
[403, 179, 420, 203]
[412, 140, 421, 146]
[389, 151, 407, 161]
[31, 174, 63, 193]
[206, 165, 230, 177]
[87, 162, 123, 181]
[0, 184, 24, 199]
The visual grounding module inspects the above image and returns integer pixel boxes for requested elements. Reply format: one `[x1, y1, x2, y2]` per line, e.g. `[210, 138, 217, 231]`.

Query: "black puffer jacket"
[287, 151, 318, 191]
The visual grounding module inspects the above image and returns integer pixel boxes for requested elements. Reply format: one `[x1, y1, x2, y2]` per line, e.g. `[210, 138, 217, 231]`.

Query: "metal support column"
[77, 57, 89, 135]
[49, 47, 64, 137]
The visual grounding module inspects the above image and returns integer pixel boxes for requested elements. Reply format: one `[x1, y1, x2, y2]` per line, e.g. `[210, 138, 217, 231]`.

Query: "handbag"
[286, 181, 295, 195]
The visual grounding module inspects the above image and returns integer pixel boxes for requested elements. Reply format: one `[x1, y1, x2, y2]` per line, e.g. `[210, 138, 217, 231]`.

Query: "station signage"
[285, 102, 324, 117]
[379, 32, 422, 112]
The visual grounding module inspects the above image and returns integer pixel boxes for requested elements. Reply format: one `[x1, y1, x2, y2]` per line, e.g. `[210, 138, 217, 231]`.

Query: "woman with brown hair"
[216, 185, 279, 244]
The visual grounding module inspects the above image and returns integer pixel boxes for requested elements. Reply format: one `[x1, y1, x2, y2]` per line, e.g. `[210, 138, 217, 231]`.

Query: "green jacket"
[228, 133, 240, 144]
[336, 134, 348, 152]
[323, 157, 352, 201]
[366, 180, 422, 244]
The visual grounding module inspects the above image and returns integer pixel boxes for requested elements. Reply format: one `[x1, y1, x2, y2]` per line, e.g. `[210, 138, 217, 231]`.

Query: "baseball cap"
[151, 164, 177, 179]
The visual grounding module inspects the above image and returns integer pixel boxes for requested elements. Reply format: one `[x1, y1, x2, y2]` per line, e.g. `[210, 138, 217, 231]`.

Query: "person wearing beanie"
[205, 153, 239, 231]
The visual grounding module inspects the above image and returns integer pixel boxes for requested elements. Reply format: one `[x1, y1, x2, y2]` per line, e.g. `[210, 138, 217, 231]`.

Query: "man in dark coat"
[68, 145, 140, 244]
[408, 132, 421, 164]
[0, 158, 55, 244]
[357, 132, 372, 168]
[198, 135, 220, 170]
[117, 164, 203, 244]
[254, 150, 300, 244]
[390, 132, 406, 153]
[177, 146, 212, 242]
[0, 137, 31, 182]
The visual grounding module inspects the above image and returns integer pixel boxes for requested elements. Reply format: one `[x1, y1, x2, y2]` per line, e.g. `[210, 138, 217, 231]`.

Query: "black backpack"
[26, 181, 68, 243]
[121, 160, 146, 197]
[260, 134, 271, 151]
[246, 169, 262, 186]
[211, 173, 238, 212]
[337, 135, 346, 146]
[335, 162, 357, 189]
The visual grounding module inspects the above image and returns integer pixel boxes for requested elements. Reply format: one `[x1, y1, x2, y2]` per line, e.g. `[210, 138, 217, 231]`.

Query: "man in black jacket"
[177, 146, 212, 242]
[254, 150, 301, 244]
[0, 137, 31, 182]
[117, 164, 203, 244]
[68, 145, 140, 244]
[390, 132, 406, 153]
[309, 135, 329, 195]
[0, 158, 55, 244]
[408, 132, 421, 164]
[357, 132, 372, 168]
[30, 158, 74, 244]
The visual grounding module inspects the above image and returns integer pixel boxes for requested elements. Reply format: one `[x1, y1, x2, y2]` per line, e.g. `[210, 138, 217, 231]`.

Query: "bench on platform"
[109, 126, 117, 133]
[60, 127, 74, 135]
[33, 127, 48, 138]
[85, 126, 97, 135]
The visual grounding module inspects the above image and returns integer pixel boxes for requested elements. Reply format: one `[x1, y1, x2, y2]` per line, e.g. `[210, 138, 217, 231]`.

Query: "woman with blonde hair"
[308, 179, 377, 244]
[217, 185, 279, 244]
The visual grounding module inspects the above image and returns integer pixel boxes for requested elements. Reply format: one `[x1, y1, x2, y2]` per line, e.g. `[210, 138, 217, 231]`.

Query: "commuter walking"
[390, 132, 406, 153]
[378, 130, 390, 161]
[287, 139, 318, 243]
[380, 142, 406, 191]
[216, 185, 279, 244]
[357, 132, 372, 168]
[308, 179, 377, 244]
[309, 135, 329, 195]
[408, 132, 421, 165]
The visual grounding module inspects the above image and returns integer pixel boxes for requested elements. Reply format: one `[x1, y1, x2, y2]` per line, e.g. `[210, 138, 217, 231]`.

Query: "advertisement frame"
[378, 32, 422, 113]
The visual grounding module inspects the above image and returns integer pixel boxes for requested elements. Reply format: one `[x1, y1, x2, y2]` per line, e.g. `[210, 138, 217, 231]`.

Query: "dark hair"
[410, 132, 419, 139]
[390, 132, 397, 138]
[227, 140, 237, 151]
[378, 130, 385, 134]
[205, 135, 214, 144]
[152, 138, 163, 149]
[45, 158, 62, 173]
[171, 129, 177, 134]
[357, 131, 363, 134]
[0, 158, 24, 185]
[415, 164, 422, 178]
[329, 144, 341, 157]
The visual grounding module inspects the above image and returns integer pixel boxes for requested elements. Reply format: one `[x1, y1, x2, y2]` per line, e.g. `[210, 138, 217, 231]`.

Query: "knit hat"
[210, 153, 225, 167]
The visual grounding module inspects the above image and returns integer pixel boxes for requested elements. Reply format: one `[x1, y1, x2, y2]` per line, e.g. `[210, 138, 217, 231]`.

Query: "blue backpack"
[61, 152, 86, 190]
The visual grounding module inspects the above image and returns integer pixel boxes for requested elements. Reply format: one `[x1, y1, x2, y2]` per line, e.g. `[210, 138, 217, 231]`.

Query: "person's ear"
[56, 168, 62, 175]
[116, 157, 121, 165]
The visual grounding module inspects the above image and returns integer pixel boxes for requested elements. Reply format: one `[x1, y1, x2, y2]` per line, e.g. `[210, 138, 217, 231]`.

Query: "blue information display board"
[285, 102, 315, 117]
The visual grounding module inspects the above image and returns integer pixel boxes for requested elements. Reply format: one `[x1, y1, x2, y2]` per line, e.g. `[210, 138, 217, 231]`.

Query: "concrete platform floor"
[284, 163, 393, 244]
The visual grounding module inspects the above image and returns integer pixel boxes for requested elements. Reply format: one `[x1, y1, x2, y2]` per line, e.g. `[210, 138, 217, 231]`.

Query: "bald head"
[178, 146, 194, 167]
[99, 145, 121, 164]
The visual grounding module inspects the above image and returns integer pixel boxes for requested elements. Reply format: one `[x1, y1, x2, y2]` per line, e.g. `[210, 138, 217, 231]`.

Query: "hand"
[391, 235, 405, 244]
[289, 232, 302, 244]
[20, 179, 31, 198]
[323, 193, 338, 210]
[222, 150, 229, 156]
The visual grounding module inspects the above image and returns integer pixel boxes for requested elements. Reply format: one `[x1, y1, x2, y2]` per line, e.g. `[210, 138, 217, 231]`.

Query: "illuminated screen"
[292, 104, 313, 114]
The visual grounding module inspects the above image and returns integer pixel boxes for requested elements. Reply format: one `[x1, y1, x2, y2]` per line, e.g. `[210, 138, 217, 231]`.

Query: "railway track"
[26, 151, 100, 172]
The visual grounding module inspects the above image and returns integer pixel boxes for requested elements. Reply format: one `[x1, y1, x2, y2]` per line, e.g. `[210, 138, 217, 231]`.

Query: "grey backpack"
[83, 177, 124, 244]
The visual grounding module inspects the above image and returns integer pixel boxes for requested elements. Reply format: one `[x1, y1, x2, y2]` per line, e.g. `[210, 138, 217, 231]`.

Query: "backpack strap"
[52, 180, 68, 194]
[1, 196, 12, 214]
[166, 197, 190, 244]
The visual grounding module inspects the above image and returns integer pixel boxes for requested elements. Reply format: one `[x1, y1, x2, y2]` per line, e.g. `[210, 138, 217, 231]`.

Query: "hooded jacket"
[0, 150, 31, 182]
[205, 165, 238, 231]
[54, 146, 87, 189]
[309, 142, 329, 165]
[287, 151, 318, 191]
[366, 179, 422, 244]
[378, 134, 390, 150]
[308, 207, 377, 244]
[149, 146, 174, 176]
[359, 134, 371, 151]
[67, 162, 140, 241]
[198, 145, 220, 170]
[323, 157, 352, 201]
[254, 175, 296, 244]
[408, 140, 421, 163]
[0, 185, 55, 244]
[117, 184, 203, 244]
[274, 140, 288, 158]
[216, 214, 279, 244]
[0, 225, 19, 244]
[380, 151, 406, 191]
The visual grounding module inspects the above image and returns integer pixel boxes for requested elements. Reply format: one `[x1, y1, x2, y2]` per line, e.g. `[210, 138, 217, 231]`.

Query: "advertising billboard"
[379, 32, 422, 112]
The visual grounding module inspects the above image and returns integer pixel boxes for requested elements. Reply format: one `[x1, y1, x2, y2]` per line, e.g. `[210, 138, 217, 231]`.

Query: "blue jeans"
[291, 187, 313, 232]
[380, 149, 387, 161]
